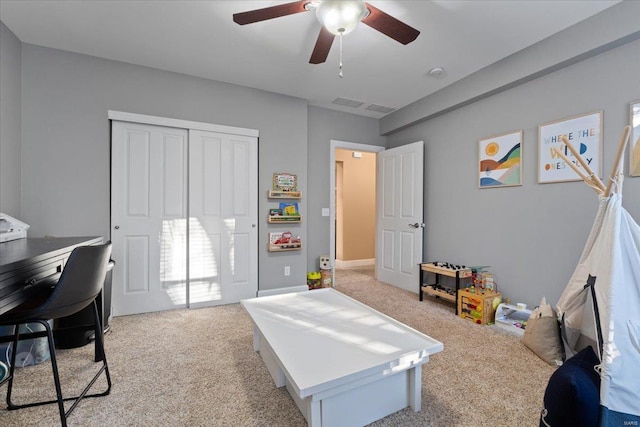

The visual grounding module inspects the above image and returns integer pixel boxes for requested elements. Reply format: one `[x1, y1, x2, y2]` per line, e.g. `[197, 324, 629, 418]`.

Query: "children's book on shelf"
[279, 202, 299, 216]
[272, 173, 297, 192]
[269, 231, 301, 249]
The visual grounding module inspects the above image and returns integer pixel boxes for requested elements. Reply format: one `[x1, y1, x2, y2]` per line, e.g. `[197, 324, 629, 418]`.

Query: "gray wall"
[381, 0, 640, 135]
[0, 21, 22, 217]
[18, 43, 308, 292]
[7, 2, 638, 308]
[307, 106, 386, 269]
[387, 38, 640, 308]
[4, 30, 384, 292]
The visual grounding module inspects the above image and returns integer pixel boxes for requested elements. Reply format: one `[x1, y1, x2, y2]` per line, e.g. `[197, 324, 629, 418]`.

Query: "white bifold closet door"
[111, 121, 257, 316]
[188, 129, 257, 308]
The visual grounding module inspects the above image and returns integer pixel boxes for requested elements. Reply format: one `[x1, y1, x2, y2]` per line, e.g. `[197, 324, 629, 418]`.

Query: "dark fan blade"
[309, 26, 335, 64]
[233, 1, 309, 25]
[362, 3, 419, 44]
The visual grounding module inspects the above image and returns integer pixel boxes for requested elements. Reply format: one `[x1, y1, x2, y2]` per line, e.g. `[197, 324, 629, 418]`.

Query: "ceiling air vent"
[365, 104, 395, 114]
[332, 97, 364, 108]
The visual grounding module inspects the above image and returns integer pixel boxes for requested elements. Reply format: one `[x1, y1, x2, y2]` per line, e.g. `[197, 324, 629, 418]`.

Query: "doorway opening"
[329, 141, 384, 283]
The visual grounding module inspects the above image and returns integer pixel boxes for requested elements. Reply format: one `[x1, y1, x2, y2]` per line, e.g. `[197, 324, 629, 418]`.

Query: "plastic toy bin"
[494, 303, 532, 335]
[0, 321, 52, 369]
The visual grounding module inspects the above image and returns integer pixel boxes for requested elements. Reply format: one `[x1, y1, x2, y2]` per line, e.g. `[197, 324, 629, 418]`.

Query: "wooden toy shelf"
[421, 285, 456, 303]
[419, 262, 473, 314]
[268, 191, 301, 199]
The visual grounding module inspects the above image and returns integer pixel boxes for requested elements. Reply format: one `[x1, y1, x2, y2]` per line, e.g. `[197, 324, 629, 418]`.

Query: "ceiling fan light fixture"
[316, 0, 368, 35]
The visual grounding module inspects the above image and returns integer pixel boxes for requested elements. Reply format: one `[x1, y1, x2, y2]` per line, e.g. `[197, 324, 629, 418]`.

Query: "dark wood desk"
[1, 236, 110, 365]
[0, 237, 103, 316]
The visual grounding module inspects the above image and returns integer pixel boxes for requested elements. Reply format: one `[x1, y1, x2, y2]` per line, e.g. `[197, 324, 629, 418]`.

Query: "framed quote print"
[631, 100, 640, 177]
[479, 130, 522, 188]
[538, 111, 603, 184]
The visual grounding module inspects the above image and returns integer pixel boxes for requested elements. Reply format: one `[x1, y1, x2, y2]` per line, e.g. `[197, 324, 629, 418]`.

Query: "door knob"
[114, 225, 120, 230]
[408, 223, 425, 228]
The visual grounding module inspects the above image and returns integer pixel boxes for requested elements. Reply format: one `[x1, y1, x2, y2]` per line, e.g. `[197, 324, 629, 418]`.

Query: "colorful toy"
[307, 271, 322, 289]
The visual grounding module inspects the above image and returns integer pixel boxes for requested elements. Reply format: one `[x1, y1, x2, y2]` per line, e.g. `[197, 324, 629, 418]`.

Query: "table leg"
[255, 328, 286, 388]
[253, 325, 260, 352]
[309, 399, 322, 427]
[419, 267, 424, 301]
[409, 364, 422, 412]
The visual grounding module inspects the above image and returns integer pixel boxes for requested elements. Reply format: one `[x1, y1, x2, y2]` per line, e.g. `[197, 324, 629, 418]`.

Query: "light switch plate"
[322, 208, 330, 217]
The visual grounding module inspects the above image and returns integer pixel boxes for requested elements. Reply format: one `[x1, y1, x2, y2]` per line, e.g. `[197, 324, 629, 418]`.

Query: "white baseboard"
[257, 285, 309, 297]
[335, 258, 375, 269]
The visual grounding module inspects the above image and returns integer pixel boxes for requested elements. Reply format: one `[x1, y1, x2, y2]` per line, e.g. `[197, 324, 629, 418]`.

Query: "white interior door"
[188, 130, 258, 307]
[375, 141, 424, 293]
[111, 121, 188, 315]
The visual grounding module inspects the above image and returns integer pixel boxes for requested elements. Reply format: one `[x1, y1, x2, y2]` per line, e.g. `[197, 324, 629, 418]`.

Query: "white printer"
[0, 213, 30, 243]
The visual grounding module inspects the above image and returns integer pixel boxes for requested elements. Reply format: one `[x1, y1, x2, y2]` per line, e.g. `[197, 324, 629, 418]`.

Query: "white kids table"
[241, 288, 443, 426]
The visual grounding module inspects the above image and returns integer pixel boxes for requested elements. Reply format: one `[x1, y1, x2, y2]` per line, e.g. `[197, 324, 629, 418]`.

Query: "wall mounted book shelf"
[268, 190, 301, 199]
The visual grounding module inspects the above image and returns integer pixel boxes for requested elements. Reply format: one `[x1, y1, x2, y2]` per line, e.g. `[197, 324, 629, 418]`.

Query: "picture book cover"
[279, 202, 299, 216]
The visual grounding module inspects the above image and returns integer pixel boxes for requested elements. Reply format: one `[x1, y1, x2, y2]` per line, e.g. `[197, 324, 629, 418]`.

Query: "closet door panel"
[202, 136, 222, 217]
[111, 121, 188, 316]
[232, 232, 250, 285]
[189, 130, 257, 306]
[163, 134, 186, 217]
[231, 138, 250, 217]
[126, 131, 150, 217]
[227, 137, 255, 299]
[189, 132, 223, 305]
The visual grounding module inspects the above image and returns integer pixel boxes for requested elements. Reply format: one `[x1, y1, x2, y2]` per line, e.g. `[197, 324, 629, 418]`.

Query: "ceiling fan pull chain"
[339, 32, 344, 78]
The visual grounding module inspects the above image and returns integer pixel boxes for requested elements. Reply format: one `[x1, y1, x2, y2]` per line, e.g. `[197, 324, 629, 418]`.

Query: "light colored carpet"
[1, 267, 555, 426]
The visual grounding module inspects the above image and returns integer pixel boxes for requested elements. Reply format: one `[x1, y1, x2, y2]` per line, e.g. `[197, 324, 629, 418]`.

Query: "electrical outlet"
[284, 266, 290, 276]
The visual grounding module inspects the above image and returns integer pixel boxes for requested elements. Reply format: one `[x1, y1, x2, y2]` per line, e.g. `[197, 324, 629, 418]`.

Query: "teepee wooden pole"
[552, 147, 588, 180]
[552, 147, 602, 194]
[561, 136, 606, 192]
[604, 125, 632, 197]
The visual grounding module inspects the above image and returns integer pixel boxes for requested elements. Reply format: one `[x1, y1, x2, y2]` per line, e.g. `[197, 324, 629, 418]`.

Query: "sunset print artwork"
[479, 130, 523, 188]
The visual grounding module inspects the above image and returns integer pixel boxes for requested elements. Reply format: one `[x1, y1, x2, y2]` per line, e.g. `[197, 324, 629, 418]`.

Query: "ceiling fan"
[233, 0, 420, 68]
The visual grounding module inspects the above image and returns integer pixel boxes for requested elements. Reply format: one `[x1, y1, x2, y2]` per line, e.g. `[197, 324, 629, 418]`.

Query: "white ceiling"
[0, 0, 621, 118]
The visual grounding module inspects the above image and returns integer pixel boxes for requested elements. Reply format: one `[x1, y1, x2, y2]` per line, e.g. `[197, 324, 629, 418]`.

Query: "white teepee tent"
[555, 126, 640, 425]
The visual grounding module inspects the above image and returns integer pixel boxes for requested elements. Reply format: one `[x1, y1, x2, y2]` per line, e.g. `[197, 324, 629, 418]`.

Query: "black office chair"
[0, 242, 112, 426]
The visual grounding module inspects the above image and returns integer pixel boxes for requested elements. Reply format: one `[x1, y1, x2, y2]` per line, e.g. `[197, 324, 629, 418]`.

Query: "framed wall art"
[479, 130, 522, 188]
[630, 100, 640, 177]
[538, 111, 603, 184]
